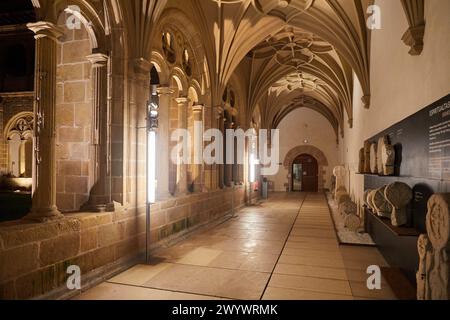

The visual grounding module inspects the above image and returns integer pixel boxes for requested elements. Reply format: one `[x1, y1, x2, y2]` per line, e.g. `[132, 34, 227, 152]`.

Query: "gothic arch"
[283, 145, 328, 192]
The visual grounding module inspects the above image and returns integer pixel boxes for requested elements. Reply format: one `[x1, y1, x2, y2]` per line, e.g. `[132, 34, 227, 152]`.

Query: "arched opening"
[292, 154, 318, 192]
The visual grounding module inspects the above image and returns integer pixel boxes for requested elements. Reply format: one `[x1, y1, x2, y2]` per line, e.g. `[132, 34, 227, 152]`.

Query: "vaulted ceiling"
[29, 0, 374, 136]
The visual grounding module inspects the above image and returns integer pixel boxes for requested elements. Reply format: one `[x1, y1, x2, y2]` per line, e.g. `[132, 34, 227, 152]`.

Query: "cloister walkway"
[74, 193, 396, 300]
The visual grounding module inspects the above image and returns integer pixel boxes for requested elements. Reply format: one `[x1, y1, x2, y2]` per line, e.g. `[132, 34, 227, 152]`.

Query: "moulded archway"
[283, 145, 328, 192]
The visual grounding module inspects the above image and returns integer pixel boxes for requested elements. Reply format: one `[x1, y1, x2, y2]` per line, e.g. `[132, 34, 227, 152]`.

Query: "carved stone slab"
[333, 166, 346, 198]
[359, 148, 365, 173]
[384, 182, 413, 227]
[344, 214, 361, 232]
[377, 136, 386, 175]
[339, 200, 357, 217]
[364, 141, 371, 173]
[380, 137, 395, 176]
[372, 186, 393, 218]
[370, 143, 378, 174]
[418, 194, 450, 300]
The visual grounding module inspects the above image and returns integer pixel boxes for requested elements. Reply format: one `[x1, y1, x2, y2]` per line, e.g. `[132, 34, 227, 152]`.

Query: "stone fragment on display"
[358, 148, 365, 173]
[381, 139, 396, 176]
[417, 194, 450, 300]
[373, 186, 393, 218]
[364, 141, 371, 173]
[384, 182, 413, 227]
[370, 142, 378, 174]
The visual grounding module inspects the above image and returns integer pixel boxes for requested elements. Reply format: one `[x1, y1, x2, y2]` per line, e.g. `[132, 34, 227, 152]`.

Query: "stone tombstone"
[344, 214, 361, 232]
[333, 166, 346, 198]
[337, 193, 351, 206]
[370, 142, 378, 174]
[380, 137, 396, 176]
[377, 136, 386, 175]
[372, 186, 393, 218]
[358, 148, 365, 173]
[364, 141, 371, 173]
[416, 234, 432, 300]
[425, 194, 450, 300]
[384, 182, 413, 227]
[339, 200, 357, 217]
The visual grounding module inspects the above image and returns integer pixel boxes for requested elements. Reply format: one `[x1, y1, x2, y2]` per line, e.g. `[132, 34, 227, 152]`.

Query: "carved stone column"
[84, 53, 113, 212]
[156, 86, 174, 199]
[175, 97, 190, 194]
[400, 0, 426, 55]
[192, 105, 204, 192]
[25, 22, 64, 221]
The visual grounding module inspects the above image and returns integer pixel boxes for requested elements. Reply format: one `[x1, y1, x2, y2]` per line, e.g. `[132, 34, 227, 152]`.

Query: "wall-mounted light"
[147, 95, 159, 204]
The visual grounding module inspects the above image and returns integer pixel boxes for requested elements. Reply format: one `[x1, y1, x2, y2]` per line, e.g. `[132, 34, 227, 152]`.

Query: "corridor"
[74, 193, 396, 300]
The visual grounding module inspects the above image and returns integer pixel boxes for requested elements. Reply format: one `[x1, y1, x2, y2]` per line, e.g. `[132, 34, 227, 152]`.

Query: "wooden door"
[292, 154, 318, 192]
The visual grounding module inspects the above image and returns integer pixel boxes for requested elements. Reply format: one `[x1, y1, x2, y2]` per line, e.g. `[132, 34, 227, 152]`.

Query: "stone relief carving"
[384, 182, 413, 227]
[417, 194, 450, 300]
[370, 143, 378, 174]
[333, 166, 346, 198]
[358, 148, 365, 173]
[364, 141, 371, 173]
[373, 186, 393, 218]
[416, 234, 432, 300]
[380, 137, 396, 176]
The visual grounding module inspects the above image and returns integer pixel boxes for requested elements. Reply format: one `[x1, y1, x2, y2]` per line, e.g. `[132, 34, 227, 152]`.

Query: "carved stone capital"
[361, 95, 371, 109]
[175, 97, 191, 105]
[86, 53, 109, 68]
[400, 0, 425, 56]
[133, 58, 152, 74]
[192, 104, 204, 113]
[402, 24, 425, 56]
[27, 21, 64, 41]
[156, 86, 175, 96]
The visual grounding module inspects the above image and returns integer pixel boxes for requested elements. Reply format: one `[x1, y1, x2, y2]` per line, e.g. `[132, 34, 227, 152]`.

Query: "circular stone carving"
[337, 193, 351, 206]
[370, 143, 378, 174]
[372, 186, 393, 218]
[426, 194, 450, 250]
[385, 182, 413, 227]
[339, 201, 357, 217]
[344, 214, 361, 231]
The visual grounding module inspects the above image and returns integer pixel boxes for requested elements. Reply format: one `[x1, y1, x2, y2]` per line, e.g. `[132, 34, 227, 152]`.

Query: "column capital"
[86, 53, 109, 68]
[175, 97, 191, 105]
[192, 104, 204, 113]
[157, 86, 175, 96]
[27, 21, 64, 41]
[133, 58, 152, 74]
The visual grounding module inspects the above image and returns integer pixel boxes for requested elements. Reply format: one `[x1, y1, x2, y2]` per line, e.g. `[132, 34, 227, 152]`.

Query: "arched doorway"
[284, 145, 328, 192]
[292, 154, 318, 192]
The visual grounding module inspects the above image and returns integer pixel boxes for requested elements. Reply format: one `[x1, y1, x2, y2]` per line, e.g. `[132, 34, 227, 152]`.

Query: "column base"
[24, 207, 64, 222]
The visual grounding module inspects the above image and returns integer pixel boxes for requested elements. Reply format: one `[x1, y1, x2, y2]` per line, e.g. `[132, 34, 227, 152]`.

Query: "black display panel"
[363, 93, 450, 285]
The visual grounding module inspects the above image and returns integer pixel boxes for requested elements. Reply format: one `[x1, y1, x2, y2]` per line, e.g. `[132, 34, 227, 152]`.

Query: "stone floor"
[73, 193, 397, 300]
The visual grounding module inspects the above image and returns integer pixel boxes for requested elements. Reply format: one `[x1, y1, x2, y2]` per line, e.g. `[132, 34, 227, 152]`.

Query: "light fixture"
[147, 94, 159, 205]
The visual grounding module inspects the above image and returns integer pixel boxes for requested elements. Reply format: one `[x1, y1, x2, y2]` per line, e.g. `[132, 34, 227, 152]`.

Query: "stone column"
[25, 22, 64, 221]
[175, 97, 190, 195]
[216, 106, 225, 189]
[156, 86, 174, 200]
[192, 104, 204, 192]
[83, 53, 113, 212]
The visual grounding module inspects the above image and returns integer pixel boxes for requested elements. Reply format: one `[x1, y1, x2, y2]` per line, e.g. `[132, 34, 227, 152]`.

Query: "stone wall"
[0, 186, 247, 299]
[55, 14, 94, 212]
